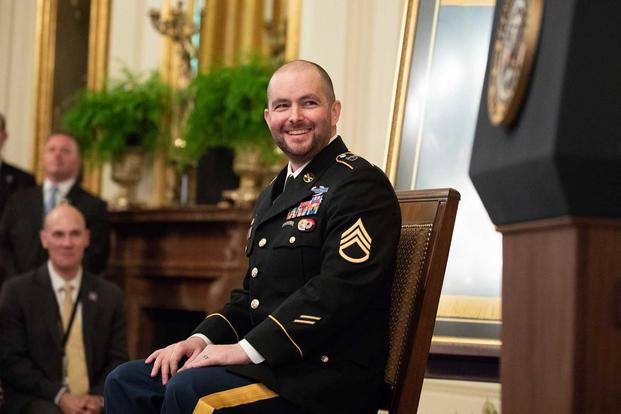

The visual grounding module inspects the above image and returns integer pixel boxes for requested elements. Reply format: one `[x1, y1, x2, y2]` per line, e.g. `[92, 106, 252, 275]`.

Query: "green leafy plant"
[177, 58, 279, 170]
[61, 70, 171, 164]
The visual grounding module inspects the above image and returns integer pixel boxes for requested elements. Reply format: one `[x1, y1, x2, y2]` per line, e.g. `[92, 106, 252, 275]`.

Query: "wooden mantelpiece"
[109, 206, 252, 358]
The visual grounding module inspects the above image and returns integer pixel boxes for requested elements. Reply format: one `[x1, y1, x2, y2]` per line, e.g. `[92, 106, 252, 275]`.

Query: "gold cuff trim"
[293, 319, 315, 325]
[268, 315, 303, 357]
[206, 313, 239, 342]
[192, 383, 278, 414]
[299, 314, 321, 320]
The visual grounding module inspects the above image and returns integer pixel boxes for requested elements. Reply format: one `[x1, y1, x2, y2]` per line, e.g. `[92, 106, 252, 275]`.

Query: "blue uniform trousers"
[104, 360, 306, 414]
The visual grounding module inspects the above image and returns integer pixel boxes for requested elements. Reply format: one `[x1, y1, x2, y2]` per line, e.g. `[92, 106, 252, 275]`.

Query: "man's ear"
[264, 107, 271, 126]
[39, 230, 48, 250]
[330, 100, 342, 127]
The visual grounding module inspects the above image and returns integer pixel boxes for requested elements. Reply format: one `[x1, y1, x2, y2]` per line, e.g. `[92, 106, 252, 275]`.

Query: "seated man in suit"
[0, 132, 109, 283]
[104, 60, 401, 414]
[0, 112, 36, 216]
[0, 204, 128, 414]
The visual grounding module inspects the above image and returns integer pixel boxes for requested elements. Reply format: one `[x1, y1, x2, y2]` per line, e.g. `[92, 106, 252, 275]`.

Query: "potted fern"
[177, 59, 279, 206]
[62, 70, 171, 208]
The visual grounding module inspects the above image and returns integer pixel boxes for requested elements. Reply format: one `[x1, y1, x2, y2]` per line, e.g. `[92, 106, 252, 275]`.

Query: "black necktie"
[275, 174, 294, 203]
[283, 174, 295, 193]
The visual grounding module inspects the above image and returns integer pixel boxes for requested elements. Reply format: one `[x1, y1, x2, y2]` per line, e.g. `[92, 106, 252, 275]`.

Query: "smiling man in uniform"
[105, 60, 401, 414]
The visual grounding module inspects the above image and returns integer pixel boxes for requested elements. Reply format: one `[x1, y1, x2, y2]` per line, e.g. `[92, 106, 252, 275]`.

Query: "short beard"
[273, 132, 325, 165]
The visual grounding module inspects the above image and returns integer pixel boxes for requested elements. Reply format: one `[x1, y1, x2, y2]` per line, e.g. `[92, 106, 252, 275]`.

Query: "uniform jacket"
[0, 265, 128, 413]
[192, 137, 401, 414]
[0, 161, 35, 216]
[0, 184, 110, 282]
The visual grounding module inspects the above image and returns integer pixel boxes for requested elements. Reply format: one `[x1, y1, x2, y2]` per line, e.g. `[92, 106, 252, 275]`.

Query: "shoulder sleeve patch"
[335, 152, 359, 170]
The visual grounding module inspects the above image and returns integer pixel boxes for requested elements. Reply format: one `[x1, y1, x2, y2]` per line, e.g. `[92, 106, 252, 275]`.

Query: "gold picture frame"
[385, 0, 501, 356]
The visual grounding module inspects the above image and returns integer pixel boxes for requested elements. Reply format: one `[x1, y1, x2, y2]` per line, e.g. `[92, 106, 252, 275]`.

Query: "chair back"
[383, 188, 460, 413]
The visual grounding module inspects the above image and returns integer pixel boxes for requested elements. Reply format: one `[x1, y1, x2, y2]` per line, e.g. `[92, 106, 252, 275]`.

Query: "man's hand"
[58, 392, 87, 414]
[81, 395, 104, 414]
[180, 343, 251, 371]
[145, 337, 206, 385]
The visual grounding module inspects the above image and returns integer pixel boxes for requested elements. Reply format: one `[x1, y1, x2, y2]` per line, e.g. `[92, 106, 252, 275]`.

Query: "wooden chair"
[381, 188, 460, 413]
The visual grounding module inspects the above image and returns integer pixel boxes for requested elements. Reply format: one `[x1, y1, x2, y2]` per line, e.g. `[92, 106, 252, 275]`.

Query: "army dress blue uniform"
[105, 137, 401, 414]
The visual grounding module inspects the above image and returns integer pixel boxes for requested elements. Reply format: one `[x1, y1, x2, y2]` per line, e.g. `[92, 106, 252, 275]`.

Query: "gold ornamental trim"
[32, 0, 58, 179]
[487, 0, 544, 126]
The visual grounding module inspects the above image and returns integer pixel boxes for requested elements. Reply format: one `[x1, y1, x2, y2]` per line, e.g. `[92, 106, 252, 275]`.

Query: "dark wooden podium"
[108, 206, 252, 358]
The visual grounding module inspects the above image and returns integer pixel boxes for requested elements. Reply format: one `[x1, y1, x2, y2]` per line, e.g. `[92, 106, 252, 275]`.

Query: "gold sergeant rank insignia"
[339, 218, 372, 263]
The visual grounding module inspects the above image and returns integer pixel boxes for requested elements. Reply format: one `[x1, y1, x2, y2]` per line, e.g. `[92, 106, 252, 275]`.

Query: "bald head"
[44, 204, 86, 230]
[268, 60, 336, 105]
[41, 204, 90, 279]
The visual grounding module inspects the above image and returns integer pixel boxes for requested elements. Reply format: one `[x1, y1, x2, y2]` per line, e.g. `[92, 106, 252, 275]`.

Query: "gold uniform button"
[289, 236, 296, 244]
[320, 355, 329, 363]
[258, 238, 267, 247]
[251, 267, 259, 278]
[250, 299, 260, 309]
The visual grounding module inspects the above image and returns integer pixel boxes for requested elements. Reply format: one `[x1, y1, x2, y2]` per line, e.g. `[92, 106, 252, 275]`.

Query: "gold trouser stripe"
[268, 315, 303, 357]
[192, 383, 279, 414]
[206, 313, 240, 342]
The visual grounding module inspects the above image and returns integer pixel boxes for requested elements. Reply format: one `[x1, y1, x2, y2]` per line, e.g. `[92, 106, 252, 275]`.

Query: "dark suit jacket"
[0, 184, 110, 283]
[192, 137, 401, 414]
[0, 265, 128, 413]
[0, 162, 35, 217]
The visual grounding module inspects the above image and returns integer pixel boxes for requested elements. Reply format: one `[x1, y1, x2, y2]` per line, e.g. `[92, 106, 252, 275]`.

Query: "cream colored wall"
[298, 0, 405, 168]
[0, 0, 37, 174]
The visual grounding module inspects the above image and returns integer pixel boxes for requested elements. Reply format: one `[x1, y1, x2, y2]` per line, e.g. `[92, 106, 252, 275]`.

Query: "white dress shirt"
[43, 177, 76, 209]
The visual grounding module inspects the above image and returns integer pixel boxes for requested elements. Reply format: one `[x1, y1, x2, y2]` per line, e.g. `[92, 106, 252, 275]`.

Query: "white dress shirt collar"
[48, 260, 82, 302]
[43, 177, 76, 201]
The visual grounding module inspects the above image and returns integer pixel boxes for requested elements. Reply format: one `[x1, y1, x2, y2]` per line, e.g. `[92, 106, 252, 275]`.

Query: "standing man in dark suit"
[0, 112, 36, 216]
[0, 204, 127, 414]
[0, 132, 109, 283]
[105, 60, 401, 414]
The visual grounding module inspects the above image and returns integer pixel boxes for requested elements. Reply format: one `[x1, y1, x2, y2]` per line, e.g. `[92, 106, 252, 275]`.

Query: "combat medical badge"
[339, 218, 372, 263]
[297, 218, 316, 232]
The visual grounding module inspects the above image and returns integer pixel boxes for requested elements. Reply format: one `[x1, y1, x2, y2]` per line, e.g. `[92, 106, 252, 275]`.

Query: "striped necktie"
[46, 185, 59, 214]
